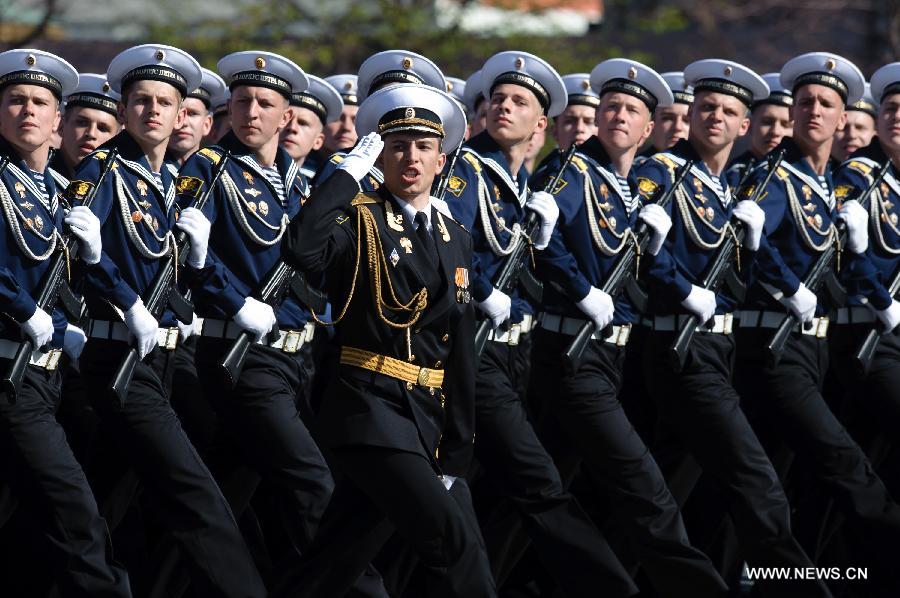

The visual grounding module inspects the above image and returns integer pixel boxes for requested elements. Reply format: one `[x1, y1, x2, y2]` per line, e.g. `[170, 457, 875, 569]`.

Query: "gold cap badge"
[25, 54, 35, 67]
[723, 66, 733, 76]
[627, 67, 638, 80]
[514, 57, 525, 70]
[405, 107, 415, 118]
[825, 58, 836, 70]
[255, 56, 266, 69]
[402, 57, 413, 70]
[155, 50, 165, 61]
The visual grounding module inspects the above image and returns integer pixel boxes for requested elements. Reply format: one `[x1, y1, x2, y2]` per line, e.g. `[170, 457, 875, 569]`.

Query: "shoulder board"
[652, 153, 678, 171]
[197, 147, 223, 164]
[774, 167, 789, 180]
[846, 160, 873, 176]
[351, 191, 382, 206]
[330, 154, 345, 165]
[90, 150, 108, 161]
[570, 155, 588, 173]
[461, 151, 482, 173]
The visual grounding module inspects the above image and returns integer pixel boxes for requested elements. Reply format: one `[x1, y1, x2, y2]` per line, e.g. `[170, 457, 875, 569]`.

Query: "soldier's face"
[750, 104, 792, 157]
[0, 84, 60, 155]
[832, 110, 875, 162]
[790, 84, 846, 146]
[651, 103, 690, 150]
[689, 91, 749, 153]
[380, 132, 446, 201]
[487, 83, 547, 148]
[552, 104, 597, 151]
[62, 106, 120, 165]
[169, 97, 211, 159]
[595, 92, 653, 152]
[207, 112, 230, 144]
[877, 94, 900, 154]
[229, 86, 292, 150]
[119, 80, 185, 148]
[280, 106, 324, 162]
[323, 105, 358, 152]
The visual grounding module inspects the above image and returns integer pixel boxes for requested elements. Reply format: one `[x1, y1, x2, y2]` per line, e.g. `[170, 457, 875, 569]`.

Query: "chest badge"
[258, 200, 269, 216]
[705, 207, 715, 221]
[136, 179, 148, 196]
[455, 267, 470, 303]
[599, 184, 609, 199]
[14, 181, 25, 199]
[20, 200, 33, 210]
[243, 171, 254, 185]
[245, 187, 262, 198]
[801, 185, 812, 201]
[131, 210, 143, 223]
[399, 237, 413, 254]
[390, 247, 400, 266]
[33, 215, 43, 231]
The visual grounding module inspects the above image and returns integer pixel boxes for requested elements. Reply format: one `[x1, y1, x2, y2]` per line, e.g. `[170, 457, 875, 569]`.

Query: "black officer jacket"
[282, 169, 476, 477]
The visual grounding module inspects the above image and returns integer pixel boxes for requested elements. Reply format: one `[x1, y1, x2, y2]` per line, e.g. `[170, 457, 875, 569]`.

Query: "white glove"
[837, 199, 868, 254]
[475, 288, 511, 330]
[21, 306, 54, 349]
[175, 207, 211, 268]
[64, 205, 102, 265]
[62, 323, 87, 360]
[638, 203, 672, 256]
[781, 283, 817, 324]
[233, 297, 277, 342]
[576, 286, 615, 330]
[525, 191, 559, 250]
[177, 312, 201, 342]
[336, 132, 384, 181]
[680, 285, 717, 323]
[875, 299, 900, 333]
[732, 199, 765, 252]
[124, 297, 159, 359]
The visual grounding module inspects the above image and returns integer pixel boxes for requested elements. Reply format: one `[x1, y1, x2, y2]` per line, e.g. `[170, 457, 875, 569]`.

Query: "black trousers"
[643, 331, 830, 598]
[195, 337, 334, 553]
[272, 444, 497, 598]
[0, 358, 132, 597]
[528, 328, 728, 597]
[475, 338, 640, 598]
[79, 339, 266, 598]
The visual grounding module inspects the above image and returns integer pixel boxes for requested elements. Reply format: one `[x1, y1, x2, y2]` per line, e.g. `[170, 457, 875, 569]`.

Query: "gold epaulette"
[652, 153, 678, 172]
[570, 155, 588, 173]
[774, 167, 789, 180]
[92, 150, 108, 160]
[846, 160, 873, 176]
[461, 151, 482, 173]
[330, 154, 345, 164]
[197, 147, 222, 164]
[351, 191, 382, 206]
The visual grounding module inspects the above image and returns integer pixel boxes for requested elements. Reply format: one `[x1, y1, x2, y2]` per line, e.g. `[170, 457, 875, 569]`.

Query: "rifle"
[669, 148, 787, 370]
[561, 157, 695, 374]
[473, 144, 578, 357]
[434, 143, 464, 201]
[765, 158, 890, 368]
[855, 268, 900, 374]
[3, 149, 117, 403]
[108, 151, 232, 404]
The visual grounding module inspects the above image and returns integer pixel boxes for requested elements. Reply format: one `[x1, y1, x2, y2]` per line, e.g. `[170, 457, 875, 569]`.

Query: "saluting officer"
[0, 48, 132, 597]
[273, 84, 497, 598]
[176, 50, 334, 555]
[69, 43, 266, 597]
[529, 58, 729, 596]
[831, 82, 877, 164]
[315, 51, 446, 192]
[725, 73, 794, 188]
[168, 67, 226, 165]
[635, 59, 831, 597]
[735, 52, 900, 568]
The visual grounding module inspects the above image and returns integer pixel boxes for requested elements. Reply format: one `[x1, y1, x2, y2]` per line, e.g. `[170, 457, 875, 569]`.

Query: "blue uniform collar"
[216, 130, 298, 205]
[465, 130, 529, 196]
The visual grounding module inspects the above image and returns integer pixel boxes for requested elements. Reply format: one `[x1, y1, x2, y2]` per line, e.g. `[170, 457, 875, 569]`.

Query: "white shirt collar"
[393, 194, 433, 232]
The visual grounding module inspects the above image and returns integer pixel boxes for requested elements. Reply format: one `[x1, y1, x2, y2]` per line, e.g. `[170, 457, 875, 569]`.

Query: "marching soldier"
[70, 43, 266, 597]
[636, 71, 692, 163]
[177, 50, 334, 556]
[0, 48, 132, 597]
[168, 67, 226, 165]
[273, 84, 497, 598]
[205, 87, 230, 145]
[735, 52, 900, 574]
[725, 73, 794, 188]
[831, 82, 877, 163]
[280, 73, 343, 187]
[464, 69, 487, 137]
[635, 59, 831, 597]
[322, 74, 359, 154]
[529, 58, 729, 596]
[547, 73, 599, 153]
[445, 51, 641, 597]
[315, 51, 446, 192]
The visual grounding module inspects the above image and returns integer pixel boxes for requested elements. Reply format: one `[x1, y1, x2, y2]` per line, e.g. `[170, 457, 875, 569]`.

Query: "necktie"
[415, 211, 439, 267]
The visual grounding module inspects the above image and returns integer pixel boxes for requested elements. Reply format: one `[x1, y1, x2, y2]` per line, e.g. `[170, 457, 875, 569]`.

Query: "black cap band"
[229, 71, 292, 98]
[66, 92, 118, 116]
[672, 90, 694, 105]
[848, 98, 877, 118]
[0, 70, 63, 100]
[792, 72, 848, 103]
[122, 65, 187, 97]
[694, 78, 754, 106]
[567, 93, 600, 108]
[753, 91, 793, 110]
[369, 70, 425, 95]
[491, 71, 550, 112]
[187, 86, 212, 108]
[290, 92, 328, 124]
[600, 78, 658, 111]
[377, 106, 444, 138]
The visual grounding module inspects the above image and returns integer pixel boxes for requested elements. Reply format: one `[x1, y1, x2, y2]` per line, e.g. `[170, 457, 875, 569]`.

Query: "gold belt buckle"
[164, 328, 179, 350]
[282, 330, 302, 353]
[816, 317, 829, 338]
[616, 324, 631, 346]
[508, 323, 521, 346]
[45, 349, 62, 371]
[417, 367, 431, 387]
